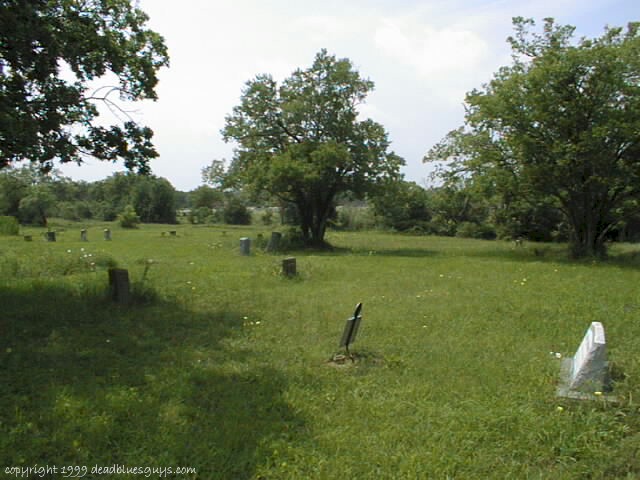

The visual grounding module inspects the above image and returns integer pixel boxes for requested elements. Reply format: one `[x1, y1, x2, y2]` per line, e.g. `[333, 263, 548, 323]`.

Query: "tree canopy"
[222, 49, 404, 246]
[0, 0, 169, 173]
[425, 18, 640, 257]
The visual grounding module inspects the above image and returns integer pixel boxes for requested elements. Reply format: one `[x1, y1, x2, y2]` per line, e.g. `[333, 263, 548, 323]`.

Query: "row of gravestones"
[30, 227, 614, 400]
[25, 229, 113, 242]
[239, 233, 296, 277]
[240, 231, 283, 254]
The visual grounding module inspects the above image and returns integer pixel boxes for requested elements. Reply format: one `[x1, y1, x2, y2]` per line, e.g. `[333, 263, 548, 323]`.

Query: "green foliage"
[223, 198, 251, 225]
[371, 180, 431, 231]
[117, 205, 140, 229]
[188, 207, 215, 225]
[201, 159, 227, 189]
[333, 206, 377, 231]
[0, 0, 168, 172]
[18, 185, 54, 226]
[260, 209, 274, 226]
[223, 49, 404, 246]
[455, 221, 497, 240]
[0, 216, 18, 235]
[426, 18, 640, 258]
[190, 185, 223, 209]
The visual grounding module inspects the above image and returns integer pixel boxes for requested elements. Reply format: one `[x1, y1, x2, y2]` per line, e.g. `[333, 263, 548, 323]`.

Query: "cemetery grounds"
[1, 221, 639, 479]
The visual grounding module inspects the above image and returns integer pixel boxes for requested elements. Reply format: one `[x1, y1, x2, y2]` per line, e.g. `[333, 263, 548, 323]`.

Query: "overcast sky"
[59, 0, 638, 191]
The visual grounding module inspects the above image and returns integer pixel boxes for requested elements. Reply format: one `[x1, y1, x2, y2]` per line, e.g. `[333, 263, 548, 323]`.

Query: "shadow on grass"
[462, 243, 640, 270]
[0, 281, 303, 479]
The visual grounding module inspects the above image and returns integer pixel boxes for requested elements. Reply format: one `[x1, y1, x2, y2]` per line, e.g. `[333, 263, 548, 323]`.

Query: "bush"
[223, 199, 251, 225]
[333, 206, 376, 231]
[261, 209, 274, 226]
[455, 222, 497, 240]
[0, 216, 19, 235]
[118, 205, 140, 228]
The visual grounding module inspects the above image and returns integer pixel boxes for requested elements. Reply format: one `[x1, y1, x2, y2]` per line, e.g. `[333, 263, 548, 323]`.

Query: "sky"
[59, 0, 638, 191]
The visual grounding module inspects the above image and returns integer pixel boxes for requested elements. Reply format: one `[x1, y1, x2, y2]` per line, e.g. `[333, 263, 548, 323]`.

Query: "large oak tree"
[426, 18, 640, 257]
[0, 0, 169, 173]
[222, 49, 403, 246]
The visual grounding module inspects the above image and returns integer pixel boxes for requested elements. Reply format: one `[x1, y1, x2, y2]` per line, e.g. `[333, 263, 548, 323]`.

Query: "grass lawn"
[1, 222, 639, 479]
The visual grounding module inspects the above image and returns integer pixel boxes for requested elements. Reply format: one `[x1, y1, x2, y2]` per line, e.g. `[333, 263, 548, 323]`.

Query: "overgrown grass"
[1, 223, 639, 478]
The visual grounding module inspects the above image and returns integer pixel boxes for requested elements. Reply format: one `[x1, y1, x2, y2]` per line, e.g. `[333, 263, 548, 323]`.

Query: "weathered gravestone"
[240, 237, 251, 256]
[80, 229, 88, 242]
[267, 232, 282, 252]
[45, 231, 56, 242]
[23, 235, 32, 242]
[339, 303, 363, 358]
[282, 257, 296, 277]
[169, 230, 177, 236]
[104, 229, 112, 241]
[108, 268, 130, 305]
[558, 322, 612, 399]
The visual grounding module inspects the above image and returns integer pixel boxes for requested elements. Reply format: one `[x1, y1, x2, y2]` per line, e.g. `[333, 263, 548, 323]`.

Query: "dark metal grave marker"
[45, 231, 56, 242]
[108, 268, 130, 305]
[339, 303, 363, 357]
[282, 257, 296, 277]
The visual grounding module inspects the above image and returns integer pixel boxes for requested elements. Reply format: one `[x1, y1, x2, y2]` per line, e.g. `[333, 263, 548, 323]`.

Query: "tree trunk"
[569, 216, 607, 258]
[296, 194, 333, 248]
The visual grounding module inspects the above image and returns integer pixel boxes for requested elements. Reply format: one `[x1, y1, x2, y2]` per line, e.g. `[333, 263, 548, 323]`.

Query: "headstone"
[45, 231, 56, 242]
[23, 235, 32, 242]
[169, 230, 177, 236]
[108, 268, 130, 304]
[80, 229, 88, 242]
[104, 228, 111, 241]
[282, 257, 296, 277]
[558, 322, 611, 398]
[239, 237, 251, 256]
[339, 303, 363, 356]
[267, 232, 282, 252]
[569, 322, 608, 391]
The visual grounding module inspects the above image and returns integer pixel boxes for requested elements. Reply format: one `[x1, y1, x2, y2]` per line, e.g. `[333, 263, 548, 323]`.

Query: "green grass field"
[1, 222, 639, 479]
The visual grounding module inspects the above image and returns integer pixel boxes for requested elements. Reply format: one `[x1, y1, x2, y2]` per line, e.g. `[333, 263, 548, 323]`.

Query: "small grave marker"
[108, 268, 130, 305]
[240, 237, 251, 256]
[282, 257, 296, 277]
[339, 303, 363, 358]
[80, 229, 88, 242]
[104, 229, 112, 241]
[23, 235, 32, 242]
[169, 230, 177, 236]
[558, 322, 612, 399]
[267, 232, 282, 252]
[45, 231, 56, 242]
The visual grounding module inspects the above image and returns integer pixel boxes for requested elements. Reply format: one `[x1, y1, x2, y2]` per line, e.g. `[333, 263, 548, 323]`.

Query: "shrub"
[261, 209, 274, 226]
[223, 199, 251, 225]
[0, 216, 19, 235]
[333, 206, 376, 231]
[455, 222, 497, 240]
[118, 205, 140, 228]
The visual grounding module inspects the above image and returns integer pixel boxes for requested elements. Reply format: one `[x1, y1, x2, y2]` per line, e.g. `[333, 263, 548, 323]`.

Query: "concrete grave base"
[556, 357, 616, 401]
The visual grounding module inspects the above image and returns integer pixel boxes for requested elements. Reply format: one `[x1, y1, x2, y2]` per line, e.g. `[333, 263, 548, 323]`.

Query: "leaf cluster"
[0, 0, 169, 172]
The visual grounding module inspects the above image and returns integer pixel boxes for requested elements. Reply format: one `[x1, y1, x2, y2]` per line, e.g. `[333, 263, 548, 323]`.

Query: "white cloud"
[375, 19, 490, 78]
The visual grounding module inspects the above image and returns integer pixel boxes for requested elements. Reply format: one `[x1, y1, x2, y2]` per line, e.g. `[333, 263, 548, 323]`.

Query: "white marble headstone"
[568, 322, 608, 392]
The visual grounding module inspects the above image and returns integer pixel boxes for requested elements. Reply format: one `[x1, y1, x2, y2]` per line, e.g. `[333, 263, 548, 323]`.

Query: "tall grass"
[1, 223, 639, 478]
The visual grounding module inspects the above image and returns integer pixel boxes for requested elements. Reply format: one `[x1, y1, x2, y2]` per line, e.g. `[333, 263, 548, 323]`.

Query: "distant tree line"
[0, 167, 177, 226]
